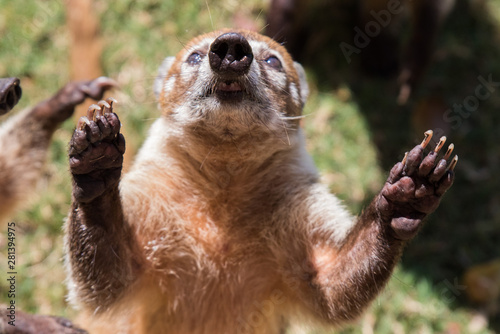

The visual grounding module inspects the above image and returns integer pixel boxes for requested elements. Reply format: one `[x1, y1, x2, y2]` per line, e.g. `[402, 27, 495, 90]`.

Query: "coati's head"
[154, 30, 308, 142]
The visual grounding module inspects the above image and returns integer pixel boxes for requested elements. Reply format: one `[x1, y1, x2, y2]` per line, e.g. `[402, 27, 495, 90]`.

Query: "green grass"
[1, 0, 499, 332]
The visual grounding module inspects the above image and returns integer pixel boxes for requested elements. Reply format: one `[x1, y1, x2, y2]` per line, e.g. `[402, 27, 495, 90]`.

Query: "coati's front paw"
[376, 130, 458, 240]
[69, 98, 125, 203]
[0, 77, 22, 115]
[48, 76, 117, 123]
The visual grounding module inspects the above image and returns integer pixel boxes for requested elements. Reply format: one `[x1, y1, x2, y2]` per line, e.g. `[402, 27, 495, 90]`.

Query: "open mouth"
[214, 80, 245, 102]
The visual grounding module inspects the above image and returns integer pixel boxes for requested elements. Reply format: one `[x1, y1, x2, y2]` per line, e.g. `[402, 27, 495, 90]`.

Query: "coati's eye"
[264, 56, 282, 70]
[187, 52, 202, 65]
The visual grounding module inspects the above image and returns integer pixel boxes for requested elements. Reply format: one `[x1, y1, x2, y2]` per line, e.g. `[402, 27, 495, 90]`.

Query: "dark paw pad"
[69, 98, 125, 203]
[378, 130, 458, 240]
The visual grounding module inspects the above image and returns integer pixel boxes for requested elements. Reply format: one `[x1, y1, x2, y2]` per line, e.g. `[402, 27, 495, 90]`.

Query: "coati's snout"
[208, 33, 253, 102]
[209, 33, 253, 76]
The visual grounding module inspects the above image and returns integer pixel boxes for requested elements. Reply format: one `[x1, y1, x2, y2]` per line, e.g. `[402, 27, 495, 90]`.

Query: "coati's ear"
[293, 62, 309, 106]
[154, 57, 176, 100]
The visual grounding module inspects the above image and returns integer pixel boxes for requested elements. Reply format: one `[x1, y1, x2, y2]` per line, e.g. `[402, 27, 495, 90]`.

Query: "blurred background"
[0, 0, 499, 332]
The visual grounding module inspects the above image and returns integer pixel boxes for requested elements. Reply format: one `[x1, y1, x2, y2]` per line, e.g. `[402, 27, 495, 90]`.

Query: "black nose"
[0, 77, 22, 115]
[209, 33, 253, 76]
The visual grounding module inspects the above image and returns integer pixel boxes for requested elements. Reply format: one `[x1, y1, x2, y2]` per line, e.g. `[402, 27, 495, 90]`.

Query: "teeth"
[217, 81, 242, 92]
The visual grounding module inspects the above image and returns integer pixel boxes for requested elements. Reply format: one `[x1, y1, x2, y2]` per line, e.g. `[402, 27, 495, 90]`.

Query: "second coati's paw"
[45, 77, 118, 123]
[0, 77, 22, 115]
[1, 309, 89, 334]
[69, 98, 125, 203]
[376, 130, 458, 240]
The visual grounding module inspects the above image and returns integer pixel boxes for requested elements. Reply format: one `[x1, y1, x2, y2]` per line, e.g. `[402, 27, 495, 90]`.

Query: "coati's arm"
[1, 308, 87, 334]
[284, 132, 457, 324]
[0, 77, 115, 334]
[0, 77, 116, 221]
[66, 102, 140, 310]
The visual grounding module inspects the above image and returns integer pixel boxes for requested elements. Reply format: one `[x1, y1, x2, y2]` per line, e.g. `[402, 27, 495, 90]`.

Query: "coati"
[0, 77, 115, 334]
[65, 29, 458, 333]
[0, 76, 116, 223]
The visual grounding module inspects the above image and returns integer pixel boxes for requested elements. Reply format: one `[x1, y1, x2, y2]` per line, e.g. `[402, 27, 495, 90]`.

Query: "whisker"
[259, 23, 269, 34]
[279, 115, 307, 120]
[205, 0, 214, 31]
[270, 26, 286, 43]
[175, 34, 189, 53]
[273, 107, 293, 145]
[254, 112, 286, 146]
[199, 145, 216, 170]
[282, 119, 291, 145]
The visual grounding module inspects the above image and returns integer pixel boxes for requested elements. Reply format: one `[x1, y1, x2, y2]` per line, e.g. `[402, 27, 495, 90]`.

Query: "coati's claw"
[78, 116, 91, 131]
[97, 100, 111, 116]
[401, 152, 408, 165]
[106, 97, 117, 109]
[443, 143, 454, 160]
[448, 155, 458, 172]
[378, 129, 457, 240]
[69, 97, 124, 203]
[434, 136, 446, 153]
[87, 104, 101, 121]
[421, 129, 433, 148]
